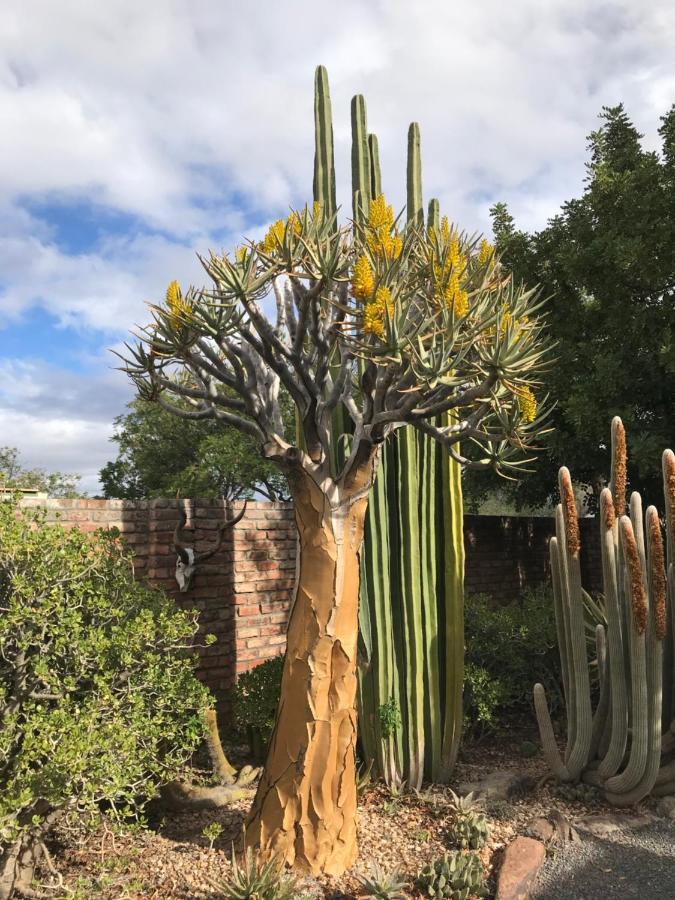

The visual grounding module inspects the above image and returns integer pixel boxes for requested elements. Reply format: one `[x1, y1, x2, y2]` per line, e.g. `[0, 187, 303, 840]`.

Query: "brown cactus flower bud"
[560, 467, 580, 555]
[611, 417, 627, 519]
[621, 516, 647, 635]
[664, 450, 675, 540]
[647, 507, 667, 641]
[600, 487, 615, 531]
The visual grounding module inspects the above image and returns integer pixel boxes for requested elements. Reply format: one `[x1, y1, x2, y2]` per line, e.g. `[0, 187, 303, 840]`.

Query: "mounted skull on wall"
[173, 503, 246, 592]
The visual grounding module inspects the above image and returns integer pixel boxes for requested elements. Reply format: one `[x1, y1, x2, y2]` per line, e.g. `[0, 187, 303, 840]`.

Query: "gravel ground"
[531, 818, 675, 900]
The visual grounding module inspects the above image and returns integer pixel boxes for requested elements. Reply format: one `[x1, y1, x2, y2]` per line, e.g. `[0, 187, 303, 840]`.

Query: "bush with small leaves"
[447, 791, 491, 850]
[416, 851, 488, 899]
[0, 498, 211, 898]
[232, 655, 284, 759]
[202, 821, 224, 850]
[356, 862, 407, 899]
[217, 845, 297, 900]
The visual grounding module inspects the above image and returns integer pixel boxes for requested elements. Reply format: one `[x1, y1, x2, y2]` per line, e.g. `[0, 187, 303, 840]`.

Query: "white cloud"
[1, 0, 674, 490]
[0, 358, 133, 494]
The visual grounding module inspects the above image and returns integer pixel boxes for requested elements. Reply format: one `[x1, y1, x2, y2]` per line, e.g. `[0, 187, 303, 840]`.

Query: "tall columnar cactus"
[311, 69, 466, 788]
[535, 418, 674, 803]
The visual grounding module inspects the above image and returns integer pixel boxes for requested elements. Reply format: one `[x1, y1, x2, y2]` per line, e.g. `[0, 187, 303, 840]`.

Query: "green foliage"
[0, 497, 210, 851]
[232, 656, 284, 746]
[218, 845, 298, 900]
[477, 103, 675, 512]
[377, 697, 401, 740]
[463, 589, 560, 738]
[356, 862, 407, 899]
[446, 791, 491, 850]
[416, 851, 488, 899]
[0, 446, 82, 498]
[100, 399, 290, 501]
[202, 821, 224, 849]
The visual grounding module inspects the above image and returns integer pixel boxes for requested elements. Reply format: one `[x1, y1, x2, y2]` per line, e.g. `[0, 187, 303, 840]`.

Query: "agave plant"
[217, 844, 298, 900]
[356, 862, 408, 899]
[416, 851, 488, 899]
[446, 791, 491, 850]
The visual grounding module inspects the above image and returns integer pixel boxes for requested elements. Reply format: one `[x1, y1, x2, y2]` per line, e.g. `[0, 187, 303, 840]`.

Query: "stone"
[656, 796, 675, 820]
[574, 814, 623, 837]
[495, 836, 546, 900]
[458, 769, 531, 801]
[525, 817, 555, 843]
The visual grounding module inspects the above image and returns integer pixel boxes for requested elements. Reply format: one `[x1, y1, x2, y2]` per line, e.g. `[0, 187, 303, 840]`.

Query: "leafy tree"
[0, 447, 82, 498]
[485, 104, 675, 511]
[100, 399, 289, 500]
[0, 497, 210, 897]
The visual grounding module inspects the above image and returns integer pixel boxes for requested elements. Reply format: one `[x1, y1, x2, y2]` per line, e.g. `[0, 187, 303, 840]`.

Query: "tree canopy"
[100, 399, 290, 501]
[485, 103, 675, 511]
[0, 447, 82, 498]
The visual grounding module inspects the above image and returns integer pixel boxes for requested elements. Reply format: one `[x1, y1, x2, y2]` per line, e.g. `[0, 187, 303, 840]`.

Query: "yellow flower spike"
[165, 280, 191, 328]
[440, 216, 450, 242]
[312, 200, 322, 220]
[235, 246, 248, 264]
[478, 239, 494, 265]
[288, 211, 302, 235]
[365, 194, 401, 259]
[374, 285, 394, 317]
[352, 255, 375, 301]
[515, 384, 537, 423]
[363, 302, 385, 338]
[261, 219, 285, 254]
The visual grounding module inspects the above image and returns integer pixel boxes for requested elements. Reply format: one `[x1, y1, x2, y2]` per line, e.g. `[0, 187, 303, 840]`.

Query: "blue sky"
[1, 0, 674, 493]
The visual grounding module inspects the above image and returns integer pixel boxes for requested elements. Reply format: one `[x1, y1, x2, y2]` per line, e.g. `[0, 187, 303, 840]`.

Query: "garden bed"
[29, 729, 672, 899]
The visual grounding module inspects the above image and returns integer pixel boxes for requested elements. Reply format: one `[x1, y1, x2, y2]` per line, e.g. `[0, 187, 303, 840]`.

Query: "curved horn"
[173, 506, 191, 563]
[196, 501, 247, 562]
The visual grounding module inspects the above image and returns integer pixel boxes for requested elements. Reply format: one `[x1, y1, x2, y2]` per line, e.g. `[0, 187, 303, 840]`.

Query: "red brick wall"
[18, 499, 602, 705]
[18, 498, 296, 709]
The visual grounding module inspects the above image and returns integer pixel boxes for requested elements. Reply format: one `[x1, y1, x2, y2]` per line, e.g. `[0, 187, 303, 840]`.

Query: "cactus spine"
[535, 418, 674, 803]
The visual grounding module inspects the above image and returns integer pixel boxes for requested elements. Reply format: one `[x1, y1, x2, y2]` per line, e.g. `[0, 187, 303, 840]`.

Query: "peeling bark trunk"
[245, 468, 370, 875]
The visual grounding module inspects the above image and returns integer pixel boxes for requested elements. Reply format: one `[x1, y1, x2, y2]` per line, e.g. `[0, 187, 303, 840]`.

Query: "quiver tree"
[122, 70, 552, 875]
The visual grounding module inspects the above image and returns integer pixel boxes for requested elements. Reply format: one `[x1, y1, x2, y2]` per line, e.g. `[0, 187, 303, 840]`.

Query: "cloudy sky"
[1, 0, 674, 493]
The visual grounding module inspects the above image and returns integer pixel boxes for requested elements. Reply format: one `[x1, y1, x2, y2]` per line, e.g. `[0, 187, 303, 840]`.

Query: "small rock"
[525, 817, 555, 843]
[656, 796, 675, 819]
[458, 769, 530, 801]
[495, 836, 546, 900]
[575, 814, 623, 837]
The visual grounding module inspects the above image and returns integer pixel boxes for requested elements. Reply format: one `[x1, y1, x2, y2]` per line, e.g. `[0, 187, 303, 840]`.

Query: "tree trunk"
[245, 468, 369, 875]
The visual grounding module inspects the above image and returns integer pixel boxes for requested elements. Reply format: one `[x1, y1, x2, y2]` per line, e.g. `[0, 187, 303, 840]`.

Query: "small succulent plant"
[217, 845, 298, 900]
[555, 782, 600, 803]
[416, 851, 488, 899]
[356, 863, 408, 899]
[447, 791, 491, 850]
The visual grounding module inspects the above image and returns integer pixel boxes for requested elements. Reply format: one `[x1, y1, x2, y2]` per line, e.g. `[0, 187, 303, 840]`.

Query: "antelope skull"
[173, 503, 246, 592]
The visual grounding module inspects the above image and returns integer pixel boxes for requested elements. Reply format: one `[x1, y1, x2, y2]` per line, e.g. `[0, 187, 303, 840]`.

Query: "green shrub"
[0, 498, 211, 895]
[232, 655, 284, 755]
[463, 588, 561, 739]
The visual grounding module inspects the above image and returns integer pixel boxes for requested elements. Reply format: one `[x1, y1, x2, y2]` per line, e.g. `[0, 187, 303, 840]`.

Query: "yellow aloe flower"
[365, 194, 402, 259]
[478, 239, 494, 265]
[362, 286, 393, 339]
[165, 280, 191, 328]
[352, 255, 375, 301]
[515, 384, 537, 423]
[235, 246, 248, 264]
[261, 219, 285, 254]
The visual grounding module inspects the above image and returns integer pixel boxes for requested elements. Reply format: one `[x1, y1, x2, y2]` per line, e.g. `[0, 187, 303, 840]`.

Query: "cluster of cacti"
[356, 863, 408, 899]
[416, 852, 488, 899]
[534, 416, 675, 803]
[446, 791, 491, 849]
[313, 68, 466, 790]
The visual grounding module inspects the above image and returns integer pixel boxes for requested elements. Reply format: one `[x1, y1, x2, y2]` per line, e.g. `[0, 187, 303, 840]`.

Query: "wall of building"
[18, 498, 602, 707]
